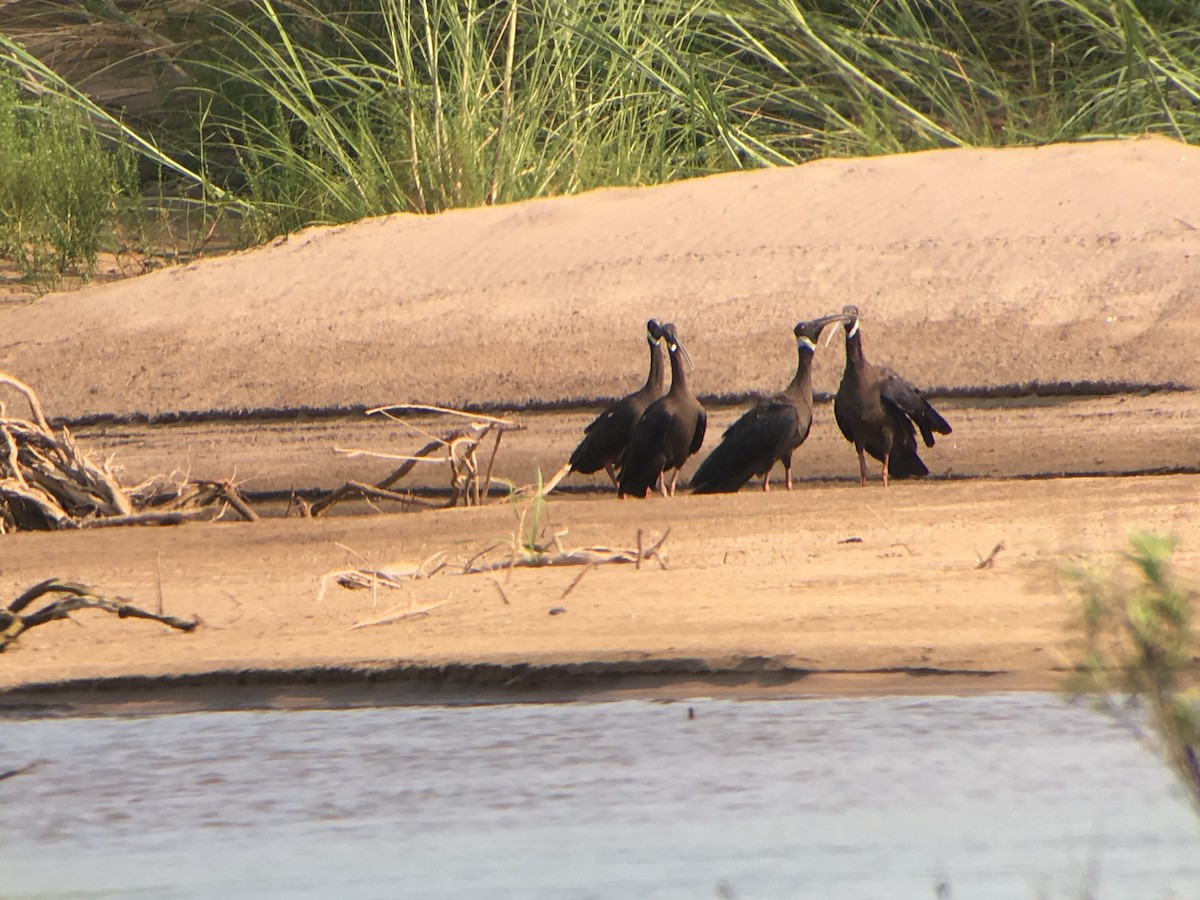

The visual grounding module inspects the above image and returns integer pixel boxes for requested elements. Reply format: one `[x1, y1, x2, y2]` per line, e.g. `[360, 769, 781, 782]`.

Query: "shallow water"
[1, 694, 1198, 899]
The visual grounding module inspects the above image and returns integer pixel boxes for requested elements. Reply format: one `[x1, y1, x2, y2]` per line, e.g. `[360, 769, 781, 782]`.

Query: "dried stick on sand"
[975, 541, 1005, 569]
[348, 601, 445, 631]
[1, 579, 198, 652]
[464, 528, 671, 574]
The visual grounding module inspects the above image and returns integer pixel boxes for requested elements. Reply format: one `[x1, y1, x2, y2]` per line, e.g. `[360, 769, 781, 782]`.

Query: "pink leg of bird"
[761, 471, 770, 492]
[856, 445, 869, 486]
[604, 463, 618, 488]
[667, 469, 680, 497]
[785, 463, 793, 492]
[882, 451, 890, 488]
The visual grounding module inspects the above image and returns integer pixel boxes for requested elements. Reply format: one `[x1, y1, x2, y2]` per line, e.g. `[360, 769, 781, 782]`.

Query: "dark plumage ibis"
[833, 305, 952, 487]
[618, 323, 707, 498]
[566, 319, 666, 487]
[691, 315, 849, 494]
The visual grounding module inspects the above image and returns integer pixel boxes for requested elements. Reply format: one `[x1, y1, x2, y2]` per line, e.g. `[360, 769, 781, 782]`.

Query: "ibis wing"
[878, 369, 951, 447]
[691, 401, 799, 493]
[570, 397, 644, 473]
[689, 408, 707, 457]
[617, 403, 673, 496]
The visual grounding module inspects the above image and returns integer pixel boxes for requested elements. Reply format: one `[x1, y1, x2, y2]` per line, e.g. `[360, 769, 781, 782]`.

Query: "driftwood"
[461, 529, 671, 574]
[316, 550, 447, 603]
[320, 529, 671, 619]
[0, 373, 258, 531]
[309, 405, 525, 516]
[0, 579, 198, 652]
[348, 601, 445, 631]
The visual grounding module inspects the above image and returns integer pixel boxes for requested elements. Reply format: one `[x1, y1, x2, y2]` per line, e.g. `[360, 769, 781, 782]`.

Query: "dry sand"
[1, 136, 1198, 714]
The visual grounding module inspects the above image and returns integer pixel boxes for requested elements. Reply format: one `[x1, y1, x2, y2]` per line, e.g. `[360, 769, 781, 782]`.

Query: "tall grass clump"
[696, 0, 1200, 157]
[1, 0, 1200, 253]
[0, 78, 136, 283]
[1067, 532, 1200, 814]
[165, 0, 1200, 236]
[174, 0, 753, 241]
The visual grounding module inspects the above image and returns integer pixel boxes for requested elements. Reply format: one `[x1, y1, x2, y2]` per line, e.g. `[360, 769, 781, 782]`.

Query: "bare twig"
[335, 447, 454, 464]
[0, 373, 51, 433]
[155, 551, 164, 615]
[465, 529, 671, 574]
[559, 563, 595, 601]
[538, 462, 573, 497]
[309, 480, 429, 517]
[376, 438, 459, 489]
[976, 541, 1005, 569]
[865, 505, 915, 556]
[367, 404, 524, 429]
[80, 509, 216, 528]
[348, 601, 445, 631]
[198, 479, 259, 522]
[463, 541, 507, 572]
[317, 550, 449, 603]
[1, 579, 198, 652]
[491, 577, 513, 606]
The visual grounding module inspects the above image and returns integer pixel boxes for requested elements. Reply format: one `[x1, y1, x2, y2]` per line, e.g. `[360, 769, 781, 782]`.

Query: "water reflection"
[1, 694, 1198, 899]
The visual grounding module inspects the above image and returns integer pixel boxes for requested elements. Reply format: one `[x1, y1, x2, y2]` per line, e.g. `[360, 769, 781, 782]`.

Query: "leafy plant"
[0, 79, 135, 284]
[511, 470, 552, 562]
[1066, 532, 1200, 813]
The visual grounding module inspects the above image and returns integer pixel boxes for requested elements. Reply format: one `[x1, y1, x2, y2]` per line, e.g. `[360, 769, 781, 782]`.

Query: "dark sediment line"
[240, 465, 1200, 506]
[56, 381, 1192, 429]
[0, 657, 1010, 718]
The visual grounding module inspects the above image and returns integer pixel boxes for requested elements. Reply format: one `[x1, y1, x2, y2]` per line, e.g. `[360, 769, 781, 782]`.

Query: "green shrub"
[1067, 532, 1200, 813]
[0, 78, 134, 284]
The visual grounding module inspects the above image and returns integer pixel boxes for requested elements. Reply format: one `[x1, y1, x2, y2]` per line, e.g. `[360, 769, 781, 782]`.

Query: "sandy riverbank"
[2, 137, 1198, 714]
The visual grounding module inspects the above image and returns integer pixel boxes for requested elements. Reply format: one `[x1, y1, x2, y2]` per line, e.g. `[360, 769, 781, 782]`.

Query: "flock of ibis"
[562, 307, 952, 497]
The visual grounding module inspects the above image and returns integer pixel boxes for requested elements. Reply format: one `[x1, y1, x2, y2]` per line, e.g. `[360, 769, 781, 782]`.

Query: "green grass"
[0, 80, 136, 285]
[1, 0, 1199, 285]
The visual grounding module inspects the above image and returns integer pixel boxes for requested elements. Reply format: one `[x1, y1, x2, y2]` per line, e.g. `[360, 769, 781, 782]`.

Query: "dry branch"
[0, 373, 260, 531]
[310, 406, 525, 516]
[0, 373, 51, 432]
[316, 552, 447, 603]
[461, 538, 670, 573]
[78, 509, 215, 528]
[976, 541, 1005, 569]
[348, 601, 445, 631]
[1, 579, 198, 652]
[319, 529, 667, 609]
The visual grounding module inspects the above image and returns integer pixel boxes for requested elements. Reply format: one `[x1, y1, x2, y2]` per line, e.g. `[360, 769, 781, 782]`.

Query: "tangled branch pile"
[0, 372, 254, 532]
[314, 405, 525, 515]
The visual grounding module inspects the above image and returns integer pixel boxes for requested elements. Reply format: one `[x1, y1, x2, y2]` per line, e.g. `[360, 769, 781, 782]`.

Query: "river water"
[2, 693, 1198, 899]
